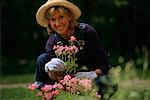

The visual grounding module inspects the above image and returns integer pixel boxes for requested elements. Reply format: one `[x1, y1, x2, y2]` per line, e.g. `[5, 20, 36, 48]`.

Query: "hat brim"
[36, 0, 81, 28]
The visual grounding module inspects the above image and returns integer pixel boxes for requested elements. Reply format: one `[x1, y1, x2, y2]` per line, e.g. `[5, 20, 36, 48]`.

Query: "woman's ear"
[67, 16, 71, 22]
[47, 23, 54, 35]
[47, 27, 52, 35]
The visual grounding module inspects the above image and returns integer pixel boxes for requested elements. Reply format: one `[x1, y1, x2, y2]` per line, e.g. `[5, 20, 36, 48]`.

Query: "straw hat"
[36, 0, 81, 27]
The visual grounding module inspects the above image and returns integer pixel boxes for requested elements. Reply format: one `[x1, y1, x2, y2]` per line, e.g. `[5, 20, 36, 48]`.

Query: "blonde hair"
[45, 6, 77, 35]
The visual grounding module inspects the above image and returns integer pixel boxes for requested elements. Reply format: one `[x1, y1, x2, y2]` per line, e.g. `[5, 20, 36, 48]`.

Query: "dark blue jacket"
[45, 23, 110, 74]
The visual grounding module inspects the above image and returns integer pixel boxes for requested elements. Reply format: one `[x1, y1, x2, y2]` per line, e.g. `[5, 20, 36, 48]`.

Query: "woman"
[35, 0, 117, 99]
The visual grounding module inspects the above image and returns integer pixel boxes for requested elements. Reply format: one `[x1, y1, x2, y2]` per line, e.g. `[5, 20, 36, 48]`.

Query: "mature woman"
[35, 0, 117, 99]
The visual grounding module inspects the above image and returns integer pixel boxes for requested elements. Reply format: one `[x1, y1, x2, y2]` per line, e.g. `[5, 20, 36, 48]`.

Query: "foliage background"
[1, 0, 150, 75]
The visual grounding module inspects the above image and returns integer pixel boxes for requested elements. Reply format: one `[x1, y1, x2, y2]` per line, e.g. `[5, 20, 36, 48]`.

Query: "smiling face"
[48, 7, 72, 35]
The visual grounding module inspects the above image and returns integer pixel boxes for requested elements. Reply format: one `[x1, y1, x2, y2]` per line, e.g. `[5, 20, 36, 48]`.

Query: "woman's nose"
[55, 20, 60, 27]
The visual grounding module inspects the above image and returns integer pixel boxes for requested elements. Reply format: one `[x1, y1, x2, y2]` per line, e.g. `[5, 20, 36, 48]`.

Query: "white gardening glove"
[75, 71, 98, 80]
[45, 58, 65, 72]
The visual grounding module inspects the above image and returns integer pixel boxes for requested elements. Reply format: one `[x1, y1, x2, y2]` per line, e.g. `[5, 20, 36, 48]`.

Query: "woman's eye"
[60, 15, 64, 19]
[50, 19, 56, 22]
[50, 18, 55, 21]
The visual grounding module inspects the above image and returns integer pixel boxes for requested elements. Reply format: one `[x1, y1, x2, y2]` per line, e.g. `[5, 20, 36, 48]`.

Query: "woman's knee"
[36, 53, 50, 64]
[37, 53, 46, 61]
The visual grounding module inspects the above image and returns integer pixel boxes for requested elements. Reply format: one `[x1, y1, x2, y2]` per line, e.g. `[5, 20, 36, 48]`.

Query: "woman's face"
[49, 9, 71, 35]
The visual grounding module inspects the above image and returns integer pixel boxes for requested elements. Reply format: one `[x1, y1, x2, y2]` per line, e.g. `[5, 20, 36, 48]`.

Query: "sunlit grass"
[0, 88, 41, 100]
[110, 66, 150, 100]
[109, 46, 150, 100]
[0, 73, 35, 84]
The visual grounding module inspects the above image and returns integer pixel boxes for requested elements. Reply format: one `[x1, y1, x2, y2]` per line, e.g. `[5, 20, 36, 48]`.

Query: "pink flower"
[45, 92, 53, 100]
[69, 77, 78, 86]
[66, 77, 79, 93]
[52, 83, 64, 90]
[28, 74, 98, 99]
[78, 79, 92, 91]
[59, 79, 64, 84]
[69, 36, 77, 43]
[64, 75, 72, 81]
[41, 84, 53, 92]
[27, 83, 37, 91]
[70, 45, 79, 53]
[44, 90, 60, 100]
[52, 36, 80, 74]
[64, 45, 70, 53]
[54, 45, 65, 55]
[36, 92, 43, 97]
[52, 90, 60, 96]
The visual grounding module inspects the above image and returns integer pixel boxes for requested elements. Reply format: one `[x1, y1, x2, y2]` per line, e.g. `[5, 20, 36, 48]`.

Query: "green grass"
[55, 91, 98, 100]
[0, 88, 98, 100]
[0, 88, 41, 100]
[111, 87, 150, 100]
[0, 73, 35, 84]
[0, 74, 36, 100]
[1, 70, 150, 100]
[0, 86, 149, 100]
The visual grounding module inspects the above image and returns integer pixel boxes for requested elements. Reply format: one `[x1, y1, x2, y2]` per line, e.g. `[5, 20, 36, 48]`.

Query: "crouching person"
[34, 0, 118, 99]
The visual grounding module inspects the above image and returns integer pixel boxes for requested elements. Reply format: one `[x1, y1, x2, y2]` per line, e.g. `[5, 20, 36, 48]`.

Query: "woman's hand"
[75, 71, 98, 80]
[45, 58, 65, 72]
[95, 68, 102, 76]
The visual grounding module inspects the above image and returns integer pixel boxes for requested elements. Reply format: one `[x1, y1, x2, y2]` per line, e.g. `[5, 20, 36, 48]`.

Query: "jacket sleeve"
[85, 24, 110, 74]
[45, 35, 57, 57]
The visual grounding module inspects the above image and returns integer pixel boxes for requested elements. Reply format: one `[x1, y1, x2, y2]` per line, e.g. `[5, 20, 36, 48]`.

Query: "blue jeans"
[35, 53, 56, 86]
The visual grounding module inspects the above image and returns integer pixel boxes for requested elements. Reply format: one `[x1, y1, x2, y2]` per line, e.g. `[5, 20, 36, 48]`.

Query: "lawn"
[0, 73, 37, 100]
[0, 87, 41, 100]
[0, 73, 35, 84]
[0, 67, 150, 100]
